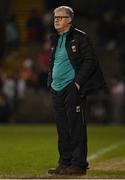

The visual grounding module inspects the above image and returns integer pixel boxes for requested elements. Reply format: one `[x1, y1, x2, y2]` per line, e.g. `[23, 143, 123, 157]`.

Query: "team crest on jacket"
[71, 45, 77, 52]
[76, 106, 80, 112]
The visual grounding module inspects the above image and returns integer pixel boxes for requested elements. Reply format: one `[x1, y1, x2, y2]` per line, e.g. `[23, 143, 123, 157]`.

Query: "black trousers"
[51, 82, 88, 169]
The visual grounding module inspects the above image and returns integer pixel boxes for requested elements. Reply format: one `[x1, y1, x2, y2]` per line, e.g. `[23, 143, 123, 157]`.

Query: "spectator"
[26, 9, 45, 44]
[116, 13, 125, 47]
[36, 41, 50, 90]
[0, 92, 11, 123]
[2, 74, 16, 111]
[110, 77, 125, 124]
[0, 69, 3, 91]
[96, 11, 118, 50]
[6, 14, 20, 53]
[116, 14, 125, 79]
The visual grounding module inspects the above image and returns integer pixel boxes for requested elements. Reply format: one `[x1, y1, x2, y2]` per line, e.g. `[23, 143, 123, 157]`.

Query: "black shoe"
[63, 165, 87, 175]
[48, 164, 69, 175]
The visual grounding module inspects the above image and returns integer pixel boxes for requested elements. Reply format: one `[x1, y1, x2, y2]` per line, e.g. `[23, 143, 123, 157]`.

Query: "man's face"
[54, 10, 71, 32]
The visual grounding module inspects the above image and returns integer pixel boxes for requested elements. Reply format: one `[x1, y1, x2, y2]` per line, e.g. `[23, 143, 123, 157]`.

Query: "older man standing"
[47, 6, 106, 175]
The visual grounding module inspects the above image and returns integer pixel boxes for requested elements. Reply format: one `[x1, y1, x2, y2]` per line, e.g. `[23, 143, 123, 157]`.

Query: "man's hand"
[75, 82, 80, 90]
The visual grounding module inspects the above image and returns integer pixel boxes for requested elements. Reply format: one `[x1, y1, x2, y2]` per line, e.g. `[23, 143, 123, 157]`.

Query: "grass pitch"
[0, 123, 125, 178]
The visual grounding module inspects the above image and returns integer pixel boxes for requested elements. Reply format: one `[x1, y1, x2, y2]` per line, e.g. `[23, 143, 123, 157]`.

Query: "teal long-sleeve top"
[51, 32, 75, 91]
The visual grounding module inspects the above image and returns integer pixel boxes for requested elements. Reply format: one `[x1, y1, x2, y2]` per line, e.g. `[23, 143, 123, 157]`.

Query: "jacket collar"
[53, 26, 74, 37]
[51, 26, 75, 44]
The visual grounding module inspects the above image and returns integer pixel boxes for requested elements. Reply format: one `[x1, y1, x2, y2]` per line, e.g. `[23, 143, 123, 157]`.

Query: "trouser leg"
[64, 83, 88, 168]
[52, 90, 72, 166]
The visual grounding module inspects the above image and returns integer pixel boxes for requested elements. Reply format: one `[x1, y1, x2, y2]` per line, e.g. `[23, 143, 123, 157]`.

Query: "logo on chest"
[71, 40, 77, 52]
[71, 45, 77, 52]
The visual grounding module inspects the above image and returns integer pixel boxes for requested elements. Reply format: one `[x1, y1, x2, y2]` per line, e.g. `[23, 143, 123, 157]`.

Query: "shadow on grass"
[0, 169, 125, 179]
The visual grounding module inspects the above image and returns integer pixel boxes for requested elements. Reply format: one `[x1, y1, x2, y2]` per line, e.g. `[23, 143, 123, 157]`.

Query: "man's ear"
[68, 21, 72, 24]
[68, 18, 72, 24]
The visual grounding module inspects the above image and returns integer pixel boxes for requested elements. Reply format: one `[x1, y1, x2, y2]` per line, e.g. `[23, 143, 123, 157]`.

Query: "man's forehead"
[54, 10, 68, 16]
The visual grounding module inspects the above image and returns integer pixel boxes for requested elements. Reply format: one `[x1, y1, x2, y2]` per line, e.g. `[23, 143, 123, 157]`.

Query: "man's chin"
[55, 26, 60, 29]
[55, 28, 62, 32]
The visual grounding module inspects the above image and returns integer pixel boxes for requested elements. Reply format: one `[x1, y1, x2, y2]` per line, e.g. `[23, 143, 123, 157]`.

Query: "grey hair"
[54, 6, 74, 20]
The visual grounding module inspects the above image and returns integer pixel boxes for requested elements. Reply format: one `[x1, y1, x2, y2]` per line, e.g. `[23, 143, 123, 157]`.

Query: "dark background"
[0, 0, 125, 124]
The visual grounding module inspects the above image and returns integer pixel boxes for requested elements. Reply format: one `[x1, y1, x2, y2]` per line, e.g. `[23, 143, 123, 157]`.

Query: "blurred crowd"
[0, 45, 50, 122]
[1, 0, 125, 124]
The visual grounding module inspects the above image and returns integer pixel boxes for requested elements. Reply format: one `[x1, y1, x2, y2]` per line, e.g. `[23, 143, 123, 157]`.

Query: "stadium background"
[0, 0, 125, 124]
[0, 1, 125, 179]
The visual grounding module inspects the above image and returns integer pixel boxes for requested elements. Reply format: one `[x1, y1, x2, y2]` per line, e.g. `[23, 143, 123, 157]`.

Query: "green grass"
[0, 123, 125, 178]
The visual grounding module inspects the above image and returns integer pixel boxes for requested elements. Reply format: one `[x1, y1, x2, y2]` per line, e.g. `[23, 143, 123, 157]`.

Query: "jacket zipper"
[59, 35, 64, 48]
[65, 37, 76, 72]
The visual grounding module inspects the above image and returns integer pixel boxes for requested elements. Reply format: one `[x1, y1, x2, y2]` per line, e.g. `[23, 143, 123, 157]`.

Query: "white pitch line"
[88, 141, 125, 161]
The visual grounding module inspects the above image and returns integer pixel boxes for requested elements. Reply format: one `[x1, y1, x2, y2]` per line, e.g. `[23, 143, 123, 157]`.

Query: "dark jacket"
[47, 26, 106, 97]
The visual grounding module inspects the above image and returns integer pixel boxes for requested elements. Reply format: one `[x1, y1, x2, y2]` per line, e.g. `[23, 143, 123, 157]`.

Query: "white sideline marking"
[88, 141, 125, 161]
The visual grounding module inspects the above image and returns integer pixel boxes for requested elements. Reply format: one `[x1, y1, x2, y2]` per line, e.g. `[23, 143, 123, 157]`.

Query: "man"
[47, 6, 106, 175]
